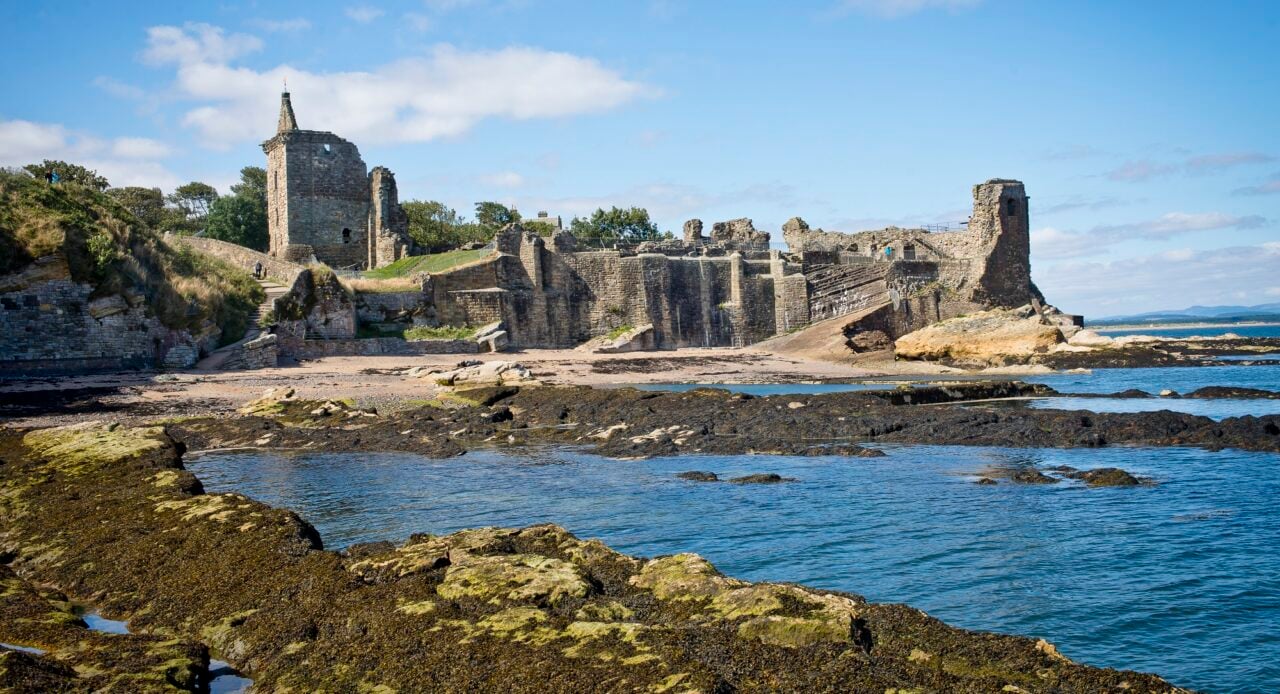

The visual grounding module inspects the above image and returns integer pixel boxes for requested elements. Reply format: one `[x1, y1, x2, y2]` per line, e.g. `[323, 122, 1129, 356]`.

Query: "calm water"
[193, 445, 1280, 693]
[1027, 396, 1280, 419]
[1094, 324, 1280, 339]
[1027, 364, 1280, 395]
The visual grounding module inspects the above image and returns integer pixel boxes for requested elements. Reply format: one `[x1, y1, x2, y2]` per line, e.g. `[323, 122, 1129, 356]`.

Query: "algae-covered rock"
[629, 553, 746, 601]
[22, 422, 167, 475]
[436, 553, 590, 607]
[736, 614, 850, 648]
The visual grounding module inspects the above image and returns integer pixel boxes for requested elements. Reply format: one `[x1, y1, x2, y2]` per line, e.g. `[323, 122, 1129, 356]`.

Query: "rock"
[1184, 386, 1280, 399]
[787, 401, 805, 409]
[1066, 467, 1145, 487]
[1159, 389, 1178, 397]
[974, 477, 998, 485]
[1007, 467, 1058, 485]
[1067, 329, 1114, 347]
[593, 324, 656, 354]
[727, 473, 794, 484]
[893, 307, 1066, 366]
[432, 360, 536, 386]
[676, 471, 719, 482]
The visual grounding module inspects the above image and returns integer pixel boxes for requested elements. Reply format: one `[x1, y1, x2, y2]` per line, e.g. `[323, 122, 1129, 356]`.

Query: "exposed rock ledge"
[0, 422, 1190, 692]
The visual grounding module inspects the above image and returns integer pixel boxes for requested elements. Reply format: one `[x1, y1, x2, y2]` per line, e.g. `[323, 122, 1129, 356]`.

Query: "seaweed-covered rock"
[675, 471, 719, 482]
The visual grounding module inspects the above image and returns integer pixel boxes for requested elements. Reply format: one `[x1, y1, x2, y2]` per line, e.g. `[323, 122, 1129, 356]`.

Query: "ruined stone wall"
[265, 130, 370, 269]
[303, 271, 357, 339]
[368, 167, 411, 268]
[0, 255, 201, 373]
[171, 235, 306, 287]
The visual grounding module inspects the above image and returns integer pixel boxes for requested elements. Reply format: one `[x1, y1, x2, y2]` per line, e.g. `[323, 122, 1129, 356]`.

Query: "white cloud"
[479, 171, 526, 188]
[1265, 286, 1280, 297]
[141, 23, 262, 66]
[834, 0, 982, 18]
[110, 137, 172, 159]
[344, 5, 386, 23]
[249, 18, 313, 33]
[1031, 227, 1095, 260]
[141, 25, 655, 149]
[1037, 242, 1280, 316]
[0, 119, 179, 189]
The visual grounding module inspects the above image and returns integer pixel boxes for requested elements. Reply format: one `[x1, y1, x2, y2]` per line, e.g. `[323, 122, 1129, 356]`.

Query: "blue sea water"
[631, 382, 894, 395]
[193, 444, 1280, 693]
[1094, 324, 1280, 339]
[1026, 364, 1280, 395]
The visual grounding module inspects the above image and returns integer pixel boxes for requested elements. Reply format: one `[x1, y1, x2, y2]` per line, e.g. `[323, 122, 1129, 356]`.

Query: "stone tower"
[262, 91, 411, 269]
[966, 179, 1034, 307]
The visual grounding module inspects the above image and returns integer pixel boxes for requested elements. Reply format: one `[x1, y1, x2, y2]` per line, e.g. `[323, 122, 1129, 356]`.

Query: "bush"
[0, 170, 264, 344]
[404, 325, 478, 341]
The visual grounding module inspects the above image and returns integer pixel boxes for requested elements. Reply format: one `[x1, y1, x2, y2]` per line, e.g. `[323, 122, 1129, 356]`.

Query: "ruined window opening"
[903, 244, 917, 261]
[342, 228, 351, 244]
[850, 243, 859, 253]
[1006, 199, 1017, 215]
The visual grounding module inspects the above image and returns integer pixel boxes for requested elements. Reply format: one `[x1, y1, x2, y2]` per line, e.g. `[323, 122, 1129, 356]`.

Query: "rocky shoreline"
[0, 415, 1198, 692]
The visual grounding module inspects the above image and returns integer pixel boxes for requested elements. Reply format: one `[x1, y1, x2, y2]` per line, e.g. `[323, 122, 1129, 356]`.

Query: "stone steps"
[194, 280, 288, 370]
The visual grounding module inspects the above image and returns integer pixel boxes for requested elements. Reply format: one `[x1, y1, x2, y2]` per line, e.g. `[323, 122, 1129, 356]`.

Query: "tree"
[23, 160, 109, 190]
[168, 182, 219, 221]
[205, 195, 268, 251]
[569, 206, 661, 243]
[230, 166, 267, 204]
[403, 200, 489, 252]
[106, 186, 171, 229]
[474, 201, 520, 232]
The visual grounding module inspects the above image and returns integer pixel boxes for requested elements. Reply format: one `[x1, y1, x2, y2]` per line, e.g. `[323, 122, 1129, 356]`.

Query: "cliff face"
[0, 171, 263, 372]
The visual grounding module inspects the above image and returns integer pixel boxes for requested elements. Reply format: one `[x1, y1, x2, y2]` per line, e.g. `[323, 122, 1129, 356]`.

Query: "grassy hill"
[0, 170, 263, 343]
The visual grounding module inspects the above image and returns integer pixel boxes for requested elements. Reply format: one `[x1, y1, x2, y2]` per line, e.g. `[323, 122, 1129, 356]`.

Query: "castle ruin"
[263, 92, 412, 269]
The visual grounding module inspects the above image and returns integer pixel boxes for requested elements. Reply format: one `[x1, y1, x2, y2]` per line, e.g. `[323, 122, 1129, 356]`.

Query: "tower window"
[1006, 199, 1018, 215]
[904, 244, 917, 260]
[342, 228, 351, 244]
[850, 243, 859, 253]
[322, 143, 332, 154]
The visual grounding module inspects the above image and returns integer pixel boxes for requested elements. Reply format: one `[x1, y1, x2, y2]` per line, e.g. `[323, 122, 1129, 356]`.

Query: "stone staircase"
[805, 263, 891, 322]
[195, 280, 289, 370]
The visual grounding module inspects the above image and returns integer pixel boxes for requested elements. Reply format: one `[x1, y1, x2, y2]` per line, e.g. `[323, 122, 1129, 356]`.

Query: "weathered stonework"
[262, 92, 412, 270]
[0, 255, 205, 373]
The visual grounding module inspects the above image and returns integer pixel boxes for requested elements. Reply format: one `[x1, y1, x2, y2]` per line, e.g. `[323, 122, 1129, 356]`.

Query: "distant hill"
[1092, 302, 1280, 326]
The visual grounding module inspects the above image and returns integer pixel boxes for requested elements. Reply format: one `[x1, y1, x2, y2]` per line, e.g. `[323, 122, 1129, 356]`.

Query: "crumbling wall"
[0, 255, 203, 373]
[368, 167, 411, 268]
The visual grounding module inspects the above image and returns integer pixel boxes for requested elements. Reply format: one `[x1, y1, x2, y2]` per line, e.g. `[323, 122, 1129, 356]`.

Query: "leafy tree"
[403, 200, 489, 252]
[106, 186, 172, 229]
[168, 181, 219, 221]
[569, 206, 661, 243]
[205, 194, 268, 251]
[524, 220, 557, 237]
[230, 166, 268, 204]
[23, 160, 109, 190]
[474, 201, 520, 232]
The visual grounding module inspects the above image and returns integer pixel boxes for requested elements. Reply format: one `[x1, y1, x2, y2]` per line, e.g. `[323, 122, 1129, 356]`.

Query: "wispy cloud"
[403, 12, 432, 31]
[140, 23, 656, 149]
[1234, 172, 1280, 196]
[249, 18, 313, 33]
[1036, 242, 1280, 315]
[1185, 151, 1274, 173]
[832, 0, 983, 18]
[345, 5, 386, 23]
[1094, 211, 1266, 240]
[1105, 160, 1178, 182]
[1033, 211, 1268, 261]
[1038, 195, 1126, 217]
[1105, 151, 1274, 182]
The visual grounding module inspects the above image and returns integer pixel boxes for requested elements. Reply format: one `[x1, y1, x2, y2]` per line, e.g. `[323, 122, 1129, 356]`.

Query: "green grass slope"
[0, 170, 264, 344]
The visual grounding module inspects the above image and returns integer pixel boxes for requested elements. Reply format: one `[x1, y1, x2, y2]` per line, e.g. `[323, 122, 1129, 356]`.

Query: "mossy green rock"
[437, 553, 591, 606]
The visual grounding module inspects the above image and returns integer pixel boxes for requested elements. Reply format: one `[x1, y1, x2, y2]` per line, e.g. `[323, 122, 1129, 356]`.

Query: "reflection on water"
[193, 445, 1280, 692]
[83, 612, 129, 635]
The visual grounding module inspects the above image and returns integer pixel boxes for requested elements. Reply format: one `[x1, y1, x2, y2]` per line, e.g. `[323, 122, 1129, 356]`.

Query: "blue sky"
[2, 0, 1278, 316]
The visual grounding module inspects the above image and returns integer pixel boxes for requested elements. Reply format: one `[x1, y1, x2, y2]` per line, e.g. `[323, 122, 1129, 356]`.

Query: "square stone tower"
[261, 91, 410, 269]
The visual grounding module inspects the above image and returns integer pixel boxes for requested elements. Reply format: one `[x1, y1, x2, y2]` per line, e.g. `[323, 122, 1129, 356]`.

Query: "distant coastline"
[1091, 320, 1280, 331]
